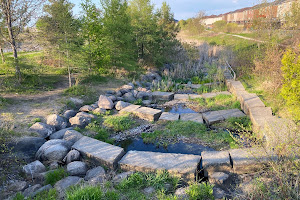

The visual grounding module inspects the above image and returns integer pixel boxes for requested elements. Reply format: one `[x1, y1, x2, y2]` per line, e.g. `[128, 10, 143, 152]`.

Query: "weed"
[66, 185, 104, 200]
[13, 193, 24, 200]
[33, 188, 57, 200]
[194, 94, 240, 111]
[33, 118, 41, 123]
[103, 113, 134, 132]
[64, 85, 89, 96]
[133, 99, 143, 105]
[186, 182, 214, 200]
[45, 167, 68, 186]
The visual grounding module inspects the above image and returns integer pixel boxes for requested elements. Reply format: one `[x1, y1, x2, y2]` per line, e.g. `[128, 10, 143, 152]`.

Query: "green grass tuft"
[45, 167, 68, 186]
[66, 185, 104, 200]
[103, 113, 134, 132]
[186, 182, 214, 200]
[194, 94, 240, 111]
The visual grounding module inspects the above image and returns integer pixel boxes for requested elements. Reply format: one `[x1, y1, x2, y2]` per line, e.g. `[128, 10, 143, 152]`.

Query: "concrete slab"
[120, 105, 141, 114]
[201, 151, 231, 176]
[229, 81, 245, 94]
[216, 91, 231, 96]
[202, 93, 217, 99]
[243, 97, 265, 115]
[229, 148, 277, 174]
[218, 109, 246, 120]
[180, 113, 203, 124]
[72, 136, 125, 169]
[239, 93, 258, 111]
[159, 112, 179, 121]
[202, 111, 225, 125]
[118, 151, 201, 181]
[190, 84, 203, 89]
[152, 91, 174, 101]
[188, 94, 202, 99]
[133, 107, 162, 121]
[174, 94, 189, 100]
[249, 107, 273, 135]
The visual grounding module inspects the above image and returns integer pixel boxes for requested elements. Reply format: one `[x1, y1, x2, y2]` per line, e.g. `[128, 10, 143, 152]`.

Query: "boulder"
[29, 184, 52, 198]
[63, 130, 83, 144]
[84, 166, 106, 185]
[116, 90, 122, 97]
[116, 97, 124, 101]
[174, 187, 188, 199]
[8, 180, 27, 192]
[69, 112, 95, 128]
[46, 114, 67, 130]
[137, 91, 152, 100]
[63, 149, 81, 164]
[98, 95, 114, 110]
[142, 100, 152, 106]
[112, 171, 134, 184]
[23, 160, 46, 177]
[108, 95, 117, 102]
[79, 105, 94, 112]
[49, 162, 59, 170]
[121, 84, 134, 91]
[29, 122, 55, 138]
[23, 184, 41, 198]
[54, 176, 82, 198]
[63, 110, 77, 120]
[93, 108, 107, 115]
[123, 92, 136, 102]
[36, 139, 72, 162]
[67, 161, 88, 176]
[115, 101, 131, 111]
[106, 90, 115, 95]
[49, 127, 73, 140]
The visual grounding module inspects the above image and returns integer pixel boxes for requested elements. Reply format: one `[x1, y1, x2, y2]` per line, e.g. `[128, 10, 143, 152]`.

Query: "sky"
[70, 0, 259, 20]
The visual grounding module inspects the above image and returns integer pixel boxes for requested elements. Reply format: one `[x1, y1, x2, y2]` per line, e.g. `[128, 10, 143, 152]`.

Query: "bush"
[103, 113, 134, 131]
[186, 182, 214, 200]
[66, 185, 104, 200]
[45, 167, 68, 186]
[64, 85, 90, 96]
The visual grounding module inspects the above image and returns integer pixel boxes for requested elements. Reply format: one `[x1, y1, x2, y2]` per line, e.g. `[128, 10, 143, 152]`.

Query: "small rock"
[29, 122, 56, 138]
[63, 150, 81, 164]
[117, 97, 124, 101]
[63, 110, 77, 120]
[49, 162, 59, 170]
[164, 183, 173, 193]
[108, 95, 117, 102]
[84, 166, 106, 181]
[123, 92, 136, 102]
[30, 184, 53, 198]
[23, 184, 41, 197]
[122, 84, 134, 90]
[143, 187, 155, 195]
[8, 180, 27, 192]
[209, 172, 229, 185]
[79, 105, 94, 112]
[63, 130, 83, 144]
[93, 108, 107, 115]
[46, 114, 67, 131]
[54, 176, 82, 198]
[106, 90, 115, 95]
[116, 90, 122, 97]
[174, 187, 188, 199]
[137, 91, 152, 100]
[98, 95, 114, 110]
[115, 101, 131, 111]
[76, 112, 95, 119]
[49, 127, 73, 140]
[213, 187, 226, 199]
[36, 139, 72, 162]
[67, 161, 88, 176]
[23, 160, 46, 178]
[112, 171, 134, 184]
[142, 100, 152, 106]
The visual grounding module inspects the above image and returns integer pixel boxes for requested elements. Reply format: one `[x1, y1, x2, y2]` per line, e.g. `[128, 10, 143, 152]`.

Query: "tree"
[36, 0, 80, 87]
[0, 0, 45, 81]
[212, 20, 227, 32]
[183, 11, 205, 35]
[101, 0, 135, 67]
[285, 0, 300, 30]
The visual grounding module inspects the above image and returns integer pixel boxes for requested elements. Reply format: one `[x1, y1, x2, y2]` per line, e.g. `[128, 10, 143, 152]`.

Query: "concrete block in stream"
[119, 151, 201, 181]
[152, 91, 174, 101]
[133, 107, 162, 121]
[180, 113, 203, 124]
[201, 151, 231, 177]
[159, 112, 179, 121]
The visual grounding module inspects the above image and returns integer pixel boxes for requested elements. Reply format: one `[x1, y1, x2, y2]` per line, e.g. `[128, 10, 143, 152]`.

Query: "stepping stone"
[133, 107, 162, 121]
[216, 91, 231, 96]
[218, 109, 246, 119]
[180, 113, 203, 124]
[202, 111, 225, 125]
[174, 94, 189, 100]
[229, 148, 277, 174]
[243, 97, 266, 115]
[119, 151, 201, 181]
[190, 84, 202, 89]
[201, 151, 231, 177]
[202, 93, 217, 99]
[72, 136, 125, 169]
[228, 81, 245, 94]
[152, 91, 174, 101]
[249, 107, 273, 135]
[159, 112, 179, 121]
[188, 94, 202, 99]
[120, 104, 141, 114]
[209, 172, 229, 185]
[239, 93, 258, 111]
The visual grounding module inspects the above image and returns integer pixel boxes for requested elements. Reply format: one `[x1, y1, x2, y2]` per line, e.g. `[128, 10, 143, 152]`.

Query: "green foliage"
[33, 189, 58, 200]
[212, 20, 227, 32]
[86, 121, 114, 144]
[13, 193, 24, 200]
[66, 185, 104, 200]
[226, 116, 252, 131]
[226, 23, 239, 33]
[103, 113, 134, 131]
[194, 94, 240, 111]
[133, 98, 143, 105]
[281, 47, 300, 121]
[180, 12, 205, 35]
[45, 167, 68, 186]
[33, 118, 41, 123]
[186, 182, 214, 200]
[63, 85, 92, 96]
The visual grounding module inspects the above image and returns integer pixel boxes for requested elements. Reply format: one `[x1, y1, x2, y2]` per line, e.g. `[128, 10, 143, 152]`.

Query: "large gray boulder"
[69, 112, 95, 128]
[107, 95, 117, 102]
[23, 184, 41, 198]
[29, 122, 55, 138]
[115, 101, 131, 111]
[63, 149, 80, 164]
[98, 95, 114, 110]
[36, 139, 72, 162]
[54, 176, 82, 198]
[23, 160, 46, 178]
[123, 92, 136, 102]
[63, 130, 83, 144]
[67, 161, 87, 176]
[79, 105, 94, 112]
[84, 166, 106, 183]
[137, 91, 152, 100]
[63, 110, 77, 120]
[46, 114, 67, 130]
[49, 127, 73, 140]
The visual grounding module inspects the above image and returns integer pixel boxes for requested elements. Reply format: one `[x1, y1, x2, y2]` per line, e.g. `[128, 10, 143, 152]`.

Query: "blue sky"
[70, 0, 258, 20]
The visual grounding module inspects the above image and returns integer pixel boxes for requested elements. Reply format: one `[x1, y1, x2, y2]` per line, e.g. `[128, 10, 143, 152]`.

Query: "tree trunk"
[0, 44, 4, 63]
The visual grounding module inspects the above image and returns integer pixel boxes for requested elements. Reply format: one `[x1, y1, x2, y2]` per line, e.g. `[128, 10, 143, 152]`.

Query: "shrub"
[45, 167, 68, 186]
[64, 85, 91, 96]
[186, 182, 214, 200]
[66, 185, 103, 200]
[103, 113, 134, 131]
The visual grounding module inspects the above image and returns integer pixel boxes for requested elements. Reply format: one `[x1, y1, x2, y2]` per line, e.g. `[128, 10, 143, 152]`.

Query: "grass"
[85, 120, 114, 144]
[66, 185, 106, 200]
[194, 94, 240, 111]
[45, 167, 68, 186]
[13, 189, 58, 200]
[186, 182, 214, 200]
[103, 113, 135, 132]
[142, 121, 238, 149]
[214, 116, 252, 132]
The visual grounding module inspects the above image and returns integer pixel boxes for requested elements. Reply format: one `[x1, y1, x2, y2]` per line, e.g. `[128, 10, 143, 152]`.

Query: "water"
[117, 138, 215, 155]
[162, 104, 197, 114]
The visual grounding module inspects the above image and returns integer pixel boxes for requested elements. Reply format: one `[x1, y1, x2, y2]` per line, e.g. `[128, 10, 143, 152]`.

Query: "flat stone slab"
[249, 107, 273, 134]
[152, 91, 174, 101]
[119, 151, 201, 181]
[228, 81, 245, 94]
[243, 97, 265, 115]
[159, 112, 179, 121]
[216, 91, 231, 96]
[133, 107, 162, 121]
[218, 109, 246, 119]
[188, 94, 202, 99]
[239, 93, 258, 111]
[229, 148, 277, 174]
[203, 109, 245, 125]
[120, 105, 141, 114]
[174, 94, 189, 100]
[72, 136, 125, 169]
[202, 93, 217, 99]
[180, 113, 203, 124]
[201, 151, 231, 176]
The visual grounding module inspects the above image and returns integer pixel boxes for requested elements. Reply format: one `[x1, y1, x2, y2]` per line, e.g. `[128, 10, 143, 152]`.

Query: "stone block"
[202, 111, 225, 125]
[229, 81, 245, 94]
[218, 109, 246, 120]
[249, 107, 273, 135]
[216, 91, 231, 96]
[188, 94, 202, 99]
[180, 113, 203, 124]
[174, 94, 189, 100]
[119, 151, 201, 181]
[72, 136, 125, 169]
[202, 93, 217, 99]
[152, 91, 174, 101]
[159, 112, 179, 121]
[239, 93, 258, 111]
[120, 105, 141, 114]
[243, 97, 265, 115]
[133, 107, 162, 121]
[201, 151, 231, 176]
